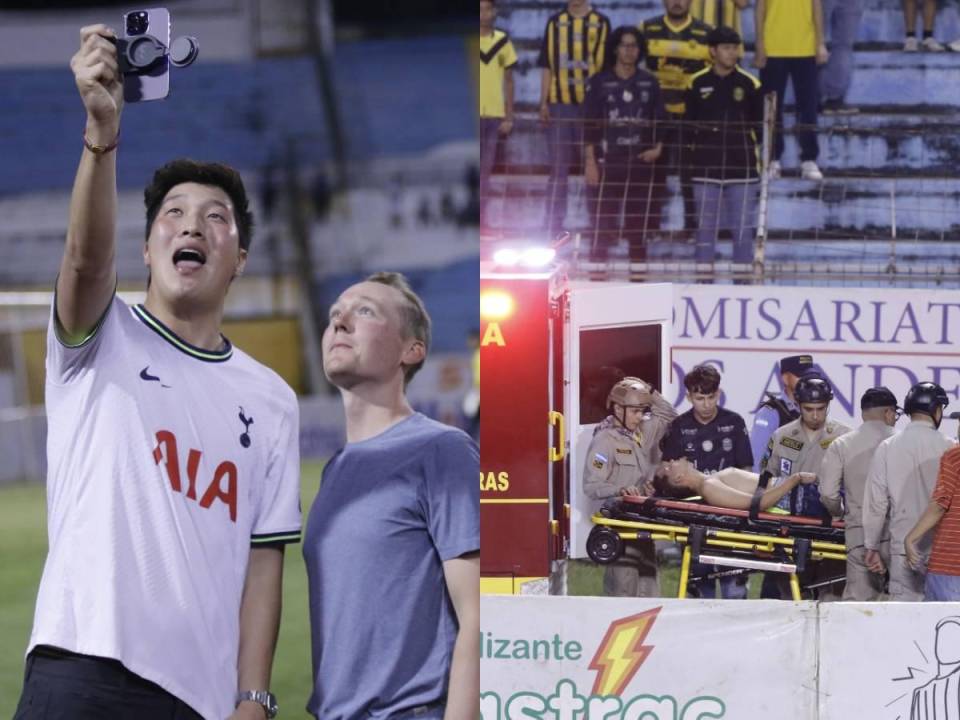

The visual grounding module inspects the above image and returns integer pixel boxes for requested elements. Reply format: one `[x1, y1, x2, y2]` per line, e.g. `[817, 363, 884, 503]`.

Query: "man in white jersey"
[303, 273, 479, 720]
[13, 24, 301, 720]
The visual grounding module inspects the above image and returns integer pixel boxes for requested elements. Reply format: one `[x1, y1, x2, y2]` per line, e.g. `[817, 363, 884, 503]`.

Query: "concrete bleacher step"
[497, 0, 960, 244]
[493, 109, 960, 175]
[482, 174, 960, 238]
[499, 0, 960, 49]
[510, 47, 960, 110]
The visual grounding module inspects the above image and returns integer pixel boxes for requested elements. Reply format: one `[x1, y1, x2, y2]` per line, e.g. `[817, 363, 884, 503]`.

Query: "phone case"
[122, 7, 171, 102]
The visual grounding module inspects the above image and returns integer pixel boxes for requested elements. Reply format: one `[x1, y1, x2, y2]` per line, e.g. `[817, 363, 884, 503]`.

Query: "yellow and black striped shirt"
[691, 0, 742, 36]
[641, 14, 712, 115]
[537, 9, 611, 105]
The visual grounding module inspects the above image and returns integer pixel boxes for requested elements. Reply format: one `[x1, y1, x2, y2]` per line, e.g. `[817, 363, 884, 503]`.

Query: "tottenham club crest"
[238, 406, 254, 448]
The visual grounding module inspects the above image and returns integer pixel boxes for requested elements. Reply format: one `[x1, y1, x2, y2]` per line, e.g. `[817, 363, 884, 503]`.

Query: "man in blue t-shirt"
[302, 272, 479, 720]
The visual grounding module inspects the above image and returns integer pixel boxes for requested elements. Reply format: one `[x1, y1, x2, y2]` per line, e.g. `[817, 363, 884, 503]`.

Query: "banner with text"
[670, 284, 960, 431]
[482, 596, 959, 720]
[480, 596, 818, 720]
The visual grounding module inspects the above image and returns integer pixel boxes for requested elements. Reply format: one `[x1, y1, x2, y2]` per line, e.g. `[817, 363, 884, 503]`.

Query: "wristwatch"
[236, 690, 278, 719]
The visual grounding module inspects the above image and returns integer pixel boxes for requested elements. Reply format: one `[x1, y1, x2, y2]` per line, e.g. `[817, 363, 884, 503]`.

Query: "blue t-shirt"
[302, 413, 479, 720]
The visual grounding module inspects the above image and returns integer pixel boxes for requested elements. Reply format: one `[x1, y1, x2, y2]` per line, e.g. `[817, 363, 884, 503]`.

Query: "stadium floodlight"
[520, 247, 556, 268]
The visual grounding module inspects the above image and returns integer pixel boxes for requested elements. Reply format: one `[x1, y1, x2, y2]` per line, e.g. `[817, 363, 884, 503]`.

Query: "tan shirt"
[819, 419, 896, 548]
[863, 419, 956, 555]
[583, 392, 677, 500]
[583, 426, 650, 500]
[762, 417, 852, 477]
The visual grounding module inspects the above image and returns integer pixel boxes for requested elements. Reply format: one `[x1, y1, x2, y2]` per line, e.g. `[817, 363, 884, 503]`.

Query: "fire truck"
[480, 260, 673, 594]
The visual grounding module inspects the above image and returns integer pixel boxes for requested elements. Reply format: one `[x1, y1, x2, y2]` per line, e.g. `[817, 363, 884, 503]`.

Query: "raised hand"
[71, 24, 124, 131]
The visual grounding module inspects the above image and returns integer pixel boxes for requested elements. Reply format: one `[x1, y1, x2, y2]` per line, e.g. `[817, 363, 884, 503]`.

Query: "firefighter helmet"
[903, 382, 949, 420]
[795, 376, 833, 404]
[607, 377, 652, 409]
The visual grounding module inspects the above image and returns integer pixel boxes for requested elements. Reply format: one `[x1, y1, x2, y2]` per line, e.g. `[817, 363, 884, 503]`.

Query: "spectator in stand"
[582, 26, 666, 263]
[479, 0, 517, 228]
[905, 414, 960, 601]
[754, 0, 829, 181]
[538, 0, 611, 239]
[641, 0, 712, 239]
[685, 25, 763, 268]
[819, 0, 863, 114]
[901, 0, 945, 52]
[691, 0, 750, 38]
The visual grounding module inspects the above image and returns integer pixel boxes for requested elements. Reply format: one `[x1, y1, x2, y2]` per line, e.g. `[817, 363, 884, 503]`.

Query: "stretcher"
[587, 495, 847, 601]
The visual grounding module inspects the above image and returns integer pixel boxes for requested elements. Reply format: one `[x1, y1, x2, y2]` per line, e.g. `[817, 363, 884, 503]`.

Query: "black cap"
[780, 355, 814, 376]
[861, 386, 899, 411]
[707, 25, 742, 46]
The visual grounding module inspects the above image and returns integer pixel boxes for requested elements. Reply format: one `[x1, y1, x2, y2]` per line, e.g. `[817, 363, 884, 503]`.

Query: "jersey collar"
[663, 14, 693, 33]
[133, 304, 233, 363]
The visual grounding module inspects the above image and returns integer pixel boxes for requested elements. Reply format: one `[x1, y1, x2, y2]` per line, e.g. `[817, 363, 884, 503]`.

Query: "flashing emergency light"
[492, 248, 521, 266]
[480, 289, 515, 320]
[492, 246, 556, 268]
[520, 247, 556, 267]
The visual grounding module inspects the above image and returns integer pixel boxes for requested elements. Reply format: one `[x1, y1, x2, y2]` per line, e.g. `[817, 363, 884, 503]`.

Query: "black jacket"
[684, 66, 764, 183]
[583, 67, 667, 162]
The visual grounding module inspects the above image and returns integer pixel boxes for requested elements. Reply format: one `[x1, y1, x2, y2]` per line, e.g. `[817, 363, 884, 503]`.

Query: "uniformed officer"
[582, 25, 667, 263]
[819, 387, 900, 600]
[761, 374, 851, 516]
[760, 374, 850, 598]
[863, 382, 956, 601]
[583, 376, 677, 596]
[661, 363, 752, 598]
[749, 354, 817, 471]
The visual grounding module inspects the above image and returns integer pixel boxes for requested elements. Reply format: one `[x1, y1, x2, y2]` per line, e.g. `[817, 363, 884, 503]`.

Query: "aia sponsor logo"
[152, 430, 238, 522]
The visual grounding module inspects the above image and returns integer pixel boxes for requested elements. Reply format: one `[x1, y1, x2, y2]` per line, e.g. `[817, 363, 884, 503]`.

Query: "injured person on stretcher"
[653, 458, 818, 512]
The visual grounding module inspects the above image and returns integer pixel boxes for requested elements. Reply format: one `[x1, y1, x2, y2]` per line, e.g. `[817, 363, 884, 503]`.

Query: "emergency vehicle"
[480, 257, 672, 594]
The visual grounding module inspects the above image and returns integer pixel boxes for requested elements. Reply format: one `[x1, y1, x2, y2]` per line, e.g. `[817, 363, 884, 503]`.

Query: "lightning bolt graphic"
[588, 607, 662, 697]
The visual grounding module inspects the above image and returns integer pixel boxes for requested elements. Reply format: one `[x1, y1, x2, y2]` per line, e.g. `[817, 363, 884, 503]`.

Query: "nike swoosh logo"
[140, 366, 170, 388]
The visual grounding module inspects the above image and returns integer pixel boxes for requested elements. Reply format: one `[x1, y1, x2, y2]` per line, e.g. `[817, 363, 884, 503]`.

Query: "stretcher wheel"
[587, 526, 623, 564]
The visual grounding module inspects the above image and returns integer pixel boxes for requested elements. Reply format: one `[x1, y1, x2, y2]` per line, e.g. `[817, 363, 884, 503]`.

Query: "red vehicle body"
[480, 266, 672, 594]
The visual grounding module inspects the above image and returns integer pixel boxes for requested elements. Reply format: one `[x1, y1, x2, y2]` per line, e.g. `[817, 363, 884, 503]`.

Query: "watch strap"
[236, 690, 278, 719]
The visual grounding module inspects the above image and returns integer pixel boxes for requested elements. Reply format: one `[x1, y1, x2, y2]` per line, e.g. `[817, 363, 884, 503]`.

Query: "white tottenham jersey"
[29, 296, 302, 720]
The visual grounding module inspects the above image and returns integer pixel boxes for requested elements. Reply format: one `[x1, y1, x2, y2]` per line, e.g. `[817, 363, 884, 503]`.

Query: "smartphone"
[121, 7, 170, 102]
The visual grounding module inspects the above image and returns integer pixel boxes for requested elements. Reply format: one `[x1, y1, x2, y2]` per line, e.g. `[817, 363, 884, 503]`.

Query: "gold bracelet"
[82, 132, 120, 155]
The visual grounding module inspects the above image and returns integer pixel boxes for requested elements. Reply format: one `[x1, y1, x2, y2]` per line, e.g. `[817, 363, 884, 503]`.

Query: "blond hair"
[365, 272, 432, 385]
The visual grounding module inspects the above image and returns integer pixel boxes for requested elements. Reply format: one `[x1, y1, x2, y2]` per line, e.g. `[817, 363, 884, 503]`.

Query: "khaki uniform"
[819, 420, 895, 600]
[760, 417, 851, 599]
[583, 393, 677, 597]
[863, 420, 956, 601]
[761, 417, 852, 492]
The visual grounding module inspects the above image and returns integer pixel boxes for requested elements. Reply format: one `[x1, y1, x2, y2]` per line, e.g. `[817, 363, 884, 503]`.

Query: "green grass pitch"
[0, 461, 325, 719]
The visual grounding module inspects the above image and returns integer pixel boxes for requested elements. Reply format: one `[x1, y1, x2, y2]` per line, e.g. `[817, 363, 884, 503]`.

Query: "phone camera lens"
[126, 11, 149, 36]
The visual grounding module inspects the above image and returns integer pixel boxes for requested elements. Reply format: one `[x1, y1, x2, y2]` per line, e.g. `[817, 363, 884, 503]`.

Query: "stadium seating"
[485, 0, 960, 253]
